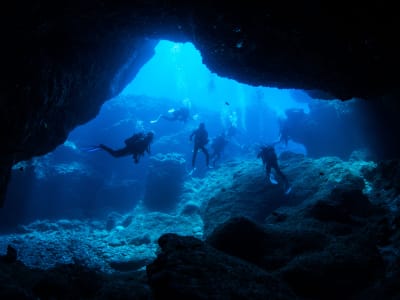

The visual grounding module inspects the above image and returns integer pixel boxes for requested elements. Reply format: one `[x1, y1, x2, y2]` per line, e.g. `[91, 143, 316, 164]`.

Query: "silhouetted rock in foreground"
[147, 233, 297, 300]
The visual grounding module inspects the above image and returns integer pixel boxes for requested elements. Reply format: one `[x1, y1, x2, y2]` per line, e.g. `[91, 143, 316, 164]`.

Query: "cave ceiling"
[0, 1, 399, 206]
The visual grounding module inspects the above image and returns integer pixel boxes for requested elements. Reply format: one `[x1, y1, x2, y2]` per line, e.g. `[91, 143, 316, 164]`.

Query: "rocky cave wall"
[1, 1, 400, 206]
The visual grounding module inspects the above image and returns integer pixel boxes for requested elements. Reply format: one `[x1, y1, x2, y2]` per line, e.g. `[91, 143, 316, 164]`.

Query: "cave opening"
[1, 40, 371, 234]
[1, 40, 314, 228]
[0, 38, 384, 278]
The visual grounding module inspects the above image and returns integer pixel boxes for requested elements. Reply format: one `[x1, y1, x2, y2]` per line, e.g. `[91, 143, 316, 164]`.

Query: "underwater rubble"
[1, 153, 399, 299]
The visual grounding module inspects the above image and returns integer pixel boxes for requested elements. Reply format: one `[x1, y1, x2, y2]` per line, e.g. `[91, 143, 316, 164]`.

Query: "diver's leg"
[113, 148, 131, 157]
[201, 146, 210, 166]
[273, 165, 290, 191]
[271, 160, 286, 182]
[192, 146, 199, 168]
[210, 150, 217, 165]
[276, 168, 289, 186]
[279, 169, 291, 193]
[161, 115, 174, 121]
[150, 114, 162, 124]
[211, 152, 216, 167]
[99, 145, 130, 158]
[213, 153, 220, 167]
[266, 164, 272, 182]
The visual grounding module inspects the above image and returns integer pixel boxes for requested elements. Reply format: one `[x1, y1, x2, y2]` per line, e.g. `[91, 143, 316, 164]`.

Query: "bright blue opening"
[4, 39, 310, 227]
[123, 40, 309, 118]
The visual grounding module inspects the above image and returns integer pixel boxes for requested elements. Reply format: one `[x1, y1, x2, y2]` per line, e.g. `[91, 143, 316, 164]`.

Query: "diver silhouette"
[257, 145, 291, 194]
[150, 98, 196, 124]
[189, 122, 210, 169]
[278, 117, 290, 147]
[210, 133, 228, 167]
[98, 131, 154, 164]
[157, 106, 191, 123]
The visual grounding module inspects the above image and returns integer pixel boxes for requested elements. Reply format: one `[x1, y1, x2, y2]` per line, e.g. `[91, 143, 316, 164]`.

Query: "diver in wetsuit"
[99, 131, 154, 163]
[189, 122, 210, 169]
[151, 99, 194, 124]
[210, 133, 228, 167]
[257, 145, 291, 194]
[160, 107, 190, 123]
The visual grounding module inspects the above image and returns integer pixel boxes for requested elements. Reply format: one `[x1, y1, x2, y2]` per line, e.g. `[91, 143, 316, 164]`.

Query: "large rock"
[198, 153, 372, 238]
[308, 188, 375, 223]
[143, 153, 186, 212]
[280, 236, 385, 300]
[146, 233, 297, 300]
[206, 216, 328, 271]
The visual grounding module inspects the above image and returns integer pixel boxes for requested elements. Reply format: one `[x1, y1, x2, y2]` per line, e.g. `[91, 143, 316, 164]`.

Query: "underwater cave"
[1, 2, 400, 299]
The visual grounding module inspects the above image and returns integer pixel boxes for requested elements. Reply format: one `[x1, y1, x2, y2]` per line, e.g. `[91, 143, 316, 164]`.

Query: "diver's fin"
[150, 114, 162, 124]
[188, 167, 196, 176]
[81, 145, 102, 152]
[269, 173, 278, 185]
[285, 186, 292, 195]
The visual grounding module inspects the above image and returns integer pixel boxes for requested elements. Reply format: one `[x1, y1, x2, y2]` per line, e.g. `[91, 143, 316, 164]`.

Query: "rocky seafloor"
[1, 151, 399, 299]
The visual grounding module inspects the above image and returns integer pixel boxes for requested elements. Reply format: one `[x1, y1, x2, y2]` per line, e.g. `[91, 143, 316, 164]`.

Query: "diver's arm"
[190, 131, 195, 141]
[271, 140, 280, 146]
[161, 114, 174, 121]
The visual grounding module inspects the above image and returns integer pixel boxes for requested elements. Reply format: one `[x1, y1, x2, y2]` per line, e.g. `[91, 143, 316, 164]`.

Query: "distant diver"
[210, 133, 229, 167]
[278, 117, 290, 147]
[151, 98, 196, 124]
[82, 146, 103, 152]
[257, 144, 291, 194]
[98, 131, 154, 163]
[189, 122, 210, 170]
[150, 106, 191, 124]
[226, 124, 238, 138]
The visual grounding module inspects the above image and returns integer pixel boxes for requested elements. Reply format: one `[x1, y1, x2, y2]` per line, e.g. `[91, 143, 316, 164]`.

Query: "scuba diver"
[278, 117, 290, 147]
[226, 124, 238, 139]
[224, 109, 238, 138]
[150, 98, 196, 124]
[97, 131, 154, 164]
[161, 106, 190, 123]
[210, 133, 229, 167]
[189, 122, 210, 170]
[257, 144, 291, 194]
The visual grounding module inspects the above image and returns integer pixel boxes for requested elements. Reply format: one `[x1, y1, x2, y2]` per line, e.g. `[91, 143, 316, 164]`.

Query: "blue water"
[2, 40, 369, 231]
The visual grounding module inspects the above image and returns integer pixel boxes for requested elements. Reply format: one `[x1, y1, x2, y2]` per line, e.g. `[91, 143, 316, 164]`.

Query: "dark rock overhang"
[1, 1, 399, 206]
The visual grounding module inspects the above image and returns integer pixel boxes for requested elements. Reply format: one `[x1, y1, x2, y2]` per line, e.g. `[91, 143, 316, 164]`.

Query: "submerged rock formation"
[147, 233, 297, 300]
[144, 153, 186, 212]
[193, 152, 371, 237]
[0, 153, 399, 298]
